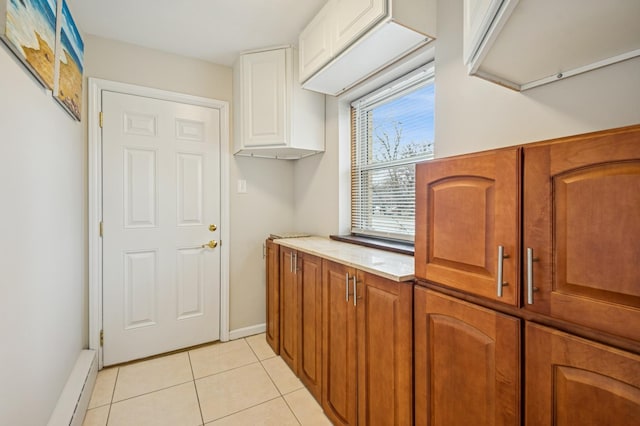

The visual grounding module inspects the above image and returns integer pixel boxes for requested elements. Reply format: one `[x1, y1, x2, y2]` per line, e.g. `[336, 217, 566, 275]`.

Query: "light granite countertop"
[273, 236, 414, 282]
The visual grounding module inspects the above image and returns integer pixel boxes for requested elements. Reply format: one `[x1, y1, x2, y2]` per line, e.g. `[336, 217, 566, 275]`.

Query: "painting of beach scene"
[1, 0, 57, 89]
[53, 0, 83, 120]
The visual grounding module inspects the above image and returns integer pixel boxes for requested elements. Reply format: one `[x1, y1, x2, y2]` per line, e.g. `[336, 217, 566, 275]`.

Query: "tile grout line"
[187, 351, 206, 426]
[106, 367, 120, 426]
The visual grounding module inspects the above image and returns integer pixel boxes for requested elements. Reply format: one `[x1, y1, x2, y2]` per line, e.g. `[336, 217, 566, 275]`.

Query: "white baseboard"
[228, 323, 266, 340]
[47, 350, 98, 426]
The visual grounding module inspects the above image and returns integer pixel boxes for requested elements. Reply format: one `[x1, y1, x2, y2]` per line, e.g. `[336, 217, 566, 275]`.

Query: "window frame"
[350, 63, 435, 243]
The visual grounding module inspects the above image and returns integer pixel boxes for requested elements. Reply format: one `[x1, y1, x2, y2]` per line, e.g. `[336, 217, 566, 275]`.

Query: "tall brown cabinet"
[414, 125, 640, 425]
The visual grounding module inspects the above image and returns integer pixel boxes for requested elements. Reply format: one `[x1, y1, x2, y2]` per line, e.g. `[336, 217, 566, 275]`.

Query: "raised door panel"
[265, 239, 280, 354]
[414, 287, 520, 426]
[299, 0, 335, 83]
[241, 48, 288, 148]
[523, 126, 640, 341]
[415, 148, 520, 305]
[357, 272, 413, 426]
[525, 322, 640, 425]
[299, 252, 323, 402]
[334, 0, 386, 53]
[279, 247, 298, 373]
[322, 260, 357, 426]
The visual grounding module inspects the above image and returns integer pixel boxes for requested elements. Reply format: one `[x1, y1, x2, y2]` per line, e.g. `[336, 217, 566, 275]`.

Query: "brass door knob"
[201, 240, 218, 249]
[209, 224, 217, 232]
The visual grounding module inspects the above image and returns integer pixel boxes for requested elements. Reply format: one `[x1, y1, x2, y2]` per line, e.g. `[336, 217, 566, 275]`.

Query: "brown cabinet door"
[322, 259, 357, 426]
[526, 322, 640, 425]
[265, 239, 280, 354]
[357, 272, 413, 426]
[523, 126, 640, 340]
[414, 287, 521, 426]
[415, 148, 521, 305]
[279, 247, 298, 373]
[298, 252, 323, 402]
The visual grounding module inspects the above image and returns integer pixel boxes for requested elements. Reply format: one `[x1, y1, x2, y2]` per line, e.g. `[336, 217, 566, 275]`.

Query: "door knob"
[201, 240, 218, 249]
[209, 224, 217, 232]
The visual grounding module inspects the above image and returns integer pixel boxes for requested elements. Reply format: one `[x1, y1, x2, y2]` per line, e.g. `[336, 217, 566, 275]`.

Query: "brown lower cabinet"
[322, 259, 413, 426]
[414, 286, 521, 426]
[526, 322, 640, 425]
[265, 239, 279, 354]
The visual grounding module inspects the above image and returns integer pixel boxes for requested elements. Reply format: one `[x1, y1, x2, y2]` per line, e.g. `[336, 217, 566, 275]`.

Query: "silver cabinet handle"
[353, 275, 357, 306]
[527, 247, 539, 304]
[497, 245, 509, 297]
[290, 252, 293, 273]
[293, 252, 297, 274]
[345, 273, 350, 302]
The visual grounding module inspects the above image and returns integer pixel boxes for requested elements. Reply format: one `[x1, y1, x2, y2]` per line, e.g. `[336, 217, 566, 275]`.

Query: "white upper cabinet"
[464, 0, 640, 91]
[299, 0, 436, 96]
[234, 47, 325, 159]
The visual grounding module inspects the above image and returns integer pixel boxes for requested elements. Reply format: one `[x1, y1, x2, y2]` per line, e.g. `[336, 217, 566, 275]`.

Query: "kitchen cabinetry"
[299, 0, 436, 95]
[414, 287, 520, 426]
[415, 147, 521, 306]
[414, 124, 640, 425]
[463, 0, 640, 91]
[233, 46, 324, 159]
[323, 259, 413, 426]
[525, 322, 640, 425]
[265, 239, 279, 354]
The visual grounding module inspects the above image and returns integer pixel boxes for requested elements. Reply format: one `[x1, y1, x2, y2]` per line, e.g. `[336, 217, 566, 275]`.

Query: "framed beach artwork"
[52, 0, 83, 120]
[0, 0, 58, 89]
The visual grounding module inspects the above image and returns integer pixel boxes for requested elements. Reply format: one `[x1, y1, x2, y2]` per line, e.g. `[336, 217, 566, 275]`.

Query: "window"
[351, 64, 434, 242]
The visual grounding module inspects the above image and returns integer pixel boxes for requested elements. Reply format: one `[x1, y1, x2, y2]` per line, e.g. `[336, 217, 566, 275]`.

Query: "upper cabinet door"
[240, 48, 288, 148]
[462, 0, 503, 65]
[299, 1, 335, 83]
[333, 0, 386, 53]
[415, 148, 521, 305]
[523, 126, 640, 341]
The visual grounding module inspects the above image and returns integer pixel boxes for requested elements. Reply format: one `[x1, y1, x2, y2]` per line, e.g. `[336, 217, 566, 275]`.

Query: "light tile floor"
[83, 334, 332, 426]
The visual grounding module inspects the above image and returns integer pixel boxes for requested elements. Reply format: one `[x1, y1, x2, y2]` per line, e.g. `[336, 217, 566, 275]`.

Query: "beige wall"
[294, 0, 640, 235]
[84, 35, 295, 333]
[0, 45, 85, 425]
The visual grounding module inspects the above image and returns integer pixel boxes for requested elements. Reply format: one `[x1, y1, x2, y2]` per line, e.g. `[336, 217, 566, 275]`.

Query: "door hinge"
[99, 221, 103, 237]
[99, 329, 104, 347]
[99, 111, 103, 128]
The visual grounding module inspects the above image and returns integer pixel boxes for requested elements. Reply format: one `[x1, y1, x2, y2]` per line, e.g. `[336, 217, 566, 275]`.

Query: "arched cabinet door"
[523, 125, 640, 341]
[415, 147, 521, 306]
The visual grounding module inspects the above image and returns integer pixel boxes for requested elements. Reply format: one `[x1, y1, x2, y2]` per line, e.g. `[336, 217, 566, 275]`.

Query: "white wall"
[84, 35, 295, 332]
[294, 0, 640, 233]
[0, 46, 85, 425]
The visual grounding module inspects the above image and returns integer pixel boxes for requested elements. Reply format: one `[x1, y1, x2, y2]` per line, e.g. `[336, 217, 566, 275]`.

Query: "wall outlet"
[237, 179, 247, 193]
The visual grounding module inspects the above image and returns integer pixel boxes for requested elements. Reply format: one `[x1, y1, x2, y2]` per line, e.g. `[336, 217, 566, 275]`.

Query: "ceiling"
[67, 0, 326, 66]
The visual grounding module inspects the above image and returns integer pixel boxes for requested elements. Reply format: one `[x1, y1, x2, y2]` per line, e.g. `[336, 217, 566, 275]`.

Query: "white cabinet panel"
[299, 1, 335, 83]
[334, 0, 386, 52]
[240, 48, 287, 148]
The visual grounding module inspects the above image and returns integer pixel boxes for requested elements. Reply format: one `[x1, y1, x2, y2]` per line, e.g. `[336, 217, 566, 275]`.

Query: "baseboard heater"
[47, 350, 98, 426]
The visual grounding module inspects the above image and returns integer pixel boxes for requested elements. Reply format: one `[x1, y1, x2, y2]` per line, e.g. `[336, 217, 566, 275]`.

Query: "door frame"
[88, 78, 231, 369]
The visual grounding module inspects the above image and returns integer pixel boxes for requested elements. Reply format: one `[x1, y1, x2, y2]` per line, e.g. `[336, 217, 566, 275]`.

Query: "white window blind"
[351, 64, 435, 241]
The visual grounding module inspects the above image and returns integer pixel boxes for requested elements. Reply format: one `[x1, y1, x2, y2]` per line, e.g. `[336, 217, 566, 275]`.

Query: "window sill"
[329, 234, 414, 256]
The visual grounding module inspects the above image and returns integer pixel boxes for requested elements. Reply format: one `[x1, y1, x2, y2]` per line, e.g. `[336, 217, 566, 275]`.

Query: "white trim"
[88, 78, 231, 369]
[229, 323, 267, 340]
[47, 350, 97, 426]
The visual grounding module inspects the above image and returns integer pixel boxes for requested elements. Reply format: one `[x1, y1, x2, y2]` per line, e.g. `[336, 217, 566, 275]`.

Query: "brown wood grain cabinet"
[525, 322, 640, 425]
[522, 127, 640, 341]
[265, 239, 280, 354]
[415, 147, 521, 306]
[298, 252, 323, 402]
[414, 286, 521, 426]
[279, 246, 298, 372]
[322, 259, 414, 426]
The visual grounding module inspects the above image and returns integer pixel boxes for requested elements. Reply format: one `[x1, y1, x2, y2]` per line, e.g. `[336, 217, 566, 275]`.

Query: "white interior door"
[102, 91, 221, 366]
